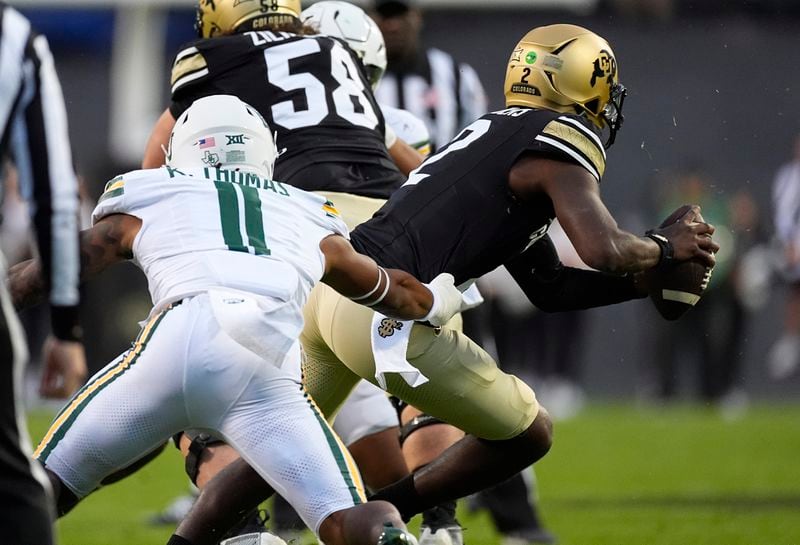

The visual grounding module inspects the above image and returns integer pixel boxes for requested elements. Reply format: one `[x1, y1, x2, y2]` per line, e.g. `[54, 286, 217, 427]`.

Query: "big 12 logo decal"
[590, 50, 617, 89]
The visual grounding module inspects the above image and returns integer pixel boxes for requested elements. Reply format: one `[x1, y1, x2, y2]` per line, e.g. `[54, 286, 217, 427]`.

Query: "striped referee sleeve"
[1, 5, 81, 340]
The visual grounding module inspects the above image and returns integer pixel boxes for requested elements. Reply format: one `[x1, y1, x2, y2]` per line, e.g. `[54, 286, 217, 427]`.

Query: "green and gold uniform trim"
[34, 306, 174, 461]
[322, 200, 340, 218]
[98, 176, 125, 203]
[303, 387, 366, 504]
[171, 46, 210, 94]
[535, 116, 606, 181]
[413, 140, 432, 158]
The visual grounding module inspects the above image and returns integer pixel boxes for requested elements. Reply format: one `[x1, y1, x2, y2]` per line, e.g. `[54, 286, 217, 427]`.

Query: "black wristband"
[645, 230, 674, 266]
[51, 305, 83, 342]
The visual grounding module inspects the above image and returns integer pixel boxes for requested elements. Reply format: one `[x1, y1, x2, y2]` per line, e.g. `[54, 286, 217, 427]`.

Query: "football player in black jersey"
[142, 0, 423, 186]
[165, 23, 719, 543]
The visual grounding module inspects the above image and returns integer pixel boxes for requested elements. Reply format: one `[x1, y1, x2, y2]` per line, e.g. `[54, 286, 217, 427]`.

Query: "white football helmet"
[301, 1, 387, 89]
[167, 95, 277, 179]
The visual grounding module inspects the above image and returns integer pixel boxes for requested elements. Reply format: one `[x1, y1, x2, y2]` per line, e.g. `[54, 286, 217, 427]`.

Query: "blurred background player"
[644, 165, 761, 412]
[0, 3, 85, 544]
[769, 134, 800, 380]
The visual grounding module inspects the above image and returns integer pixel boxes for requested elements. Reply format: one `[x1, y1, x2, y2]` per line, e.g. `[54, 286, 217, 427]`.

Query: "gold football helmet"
[504, 24, 627, 147]
[196, 0, 302, 38]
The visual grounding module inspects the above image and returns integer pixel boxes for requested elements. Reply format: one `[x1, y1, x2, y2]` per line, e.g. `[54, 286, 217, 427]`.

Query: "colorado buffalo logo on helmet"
[590, 50, 617, 88]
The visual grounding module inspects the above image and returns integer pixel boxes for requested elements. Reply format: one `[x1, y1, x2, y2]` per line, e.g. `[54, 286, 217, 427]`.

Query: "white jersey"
[92, 166, 348, 311]
[382, 104, 432, 157]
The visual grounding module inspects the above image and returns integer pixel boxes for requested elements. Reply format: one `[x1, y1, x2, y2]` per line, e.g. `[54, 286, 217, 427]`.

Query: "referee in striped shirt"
[371, 0, 488, 151]
[1, 3, 84, 543]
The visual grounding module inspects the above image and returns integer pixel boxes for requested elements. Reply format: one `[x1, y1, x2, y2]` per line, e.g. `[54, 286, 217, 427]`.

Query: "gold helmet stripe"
[171, 49, 210, 94]
[541, 118, 606, 179]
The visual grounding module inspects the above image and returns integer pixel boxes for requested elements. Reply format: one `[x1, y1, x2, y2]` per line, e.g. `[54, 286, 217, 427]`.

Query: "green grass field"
[28, 403, 800, 545]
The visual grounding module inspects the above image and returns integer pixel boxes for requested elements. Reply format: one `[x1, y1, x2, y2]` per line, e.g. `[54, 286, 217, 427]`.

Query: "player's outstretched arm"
[505, 234, 647, 312]
[319, 235, 462, 325]
[388, 138, 425, 176]
[509, 156, 718, 273]
[9, 213, 140, 310]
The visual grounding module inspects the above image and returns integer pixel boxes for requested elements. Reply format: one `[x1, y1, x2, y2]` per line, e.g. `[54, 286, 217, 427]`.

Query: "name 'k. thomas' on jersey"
[169, 31, 399, 193]
[93, 166, 348, 311]
[351, 107, 607, 285]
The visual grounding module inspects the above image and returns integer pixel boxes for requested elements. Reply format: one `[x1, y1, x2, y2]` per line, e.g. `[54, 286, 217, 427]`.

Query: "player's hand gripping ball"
[646, 205, 715, 321]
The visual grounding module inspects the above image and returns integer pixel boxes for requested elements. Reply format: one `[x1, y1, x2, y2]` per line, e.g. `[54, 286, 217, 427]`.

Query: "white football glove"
[421, 273, 463, 327]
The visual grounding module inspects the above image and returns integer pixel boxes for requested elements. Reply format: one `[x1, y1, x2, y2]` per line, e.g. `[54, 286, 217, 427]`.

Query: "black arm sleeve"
[506, 235, 645, 312]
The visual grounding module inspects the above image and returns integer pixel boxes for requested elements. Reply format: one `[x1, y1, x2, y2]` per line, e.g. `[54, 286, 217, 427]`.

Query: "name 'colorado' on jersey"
[351, 107, 606, 285]
[169, 31, 393, 189]
[92, 167, 348, 311]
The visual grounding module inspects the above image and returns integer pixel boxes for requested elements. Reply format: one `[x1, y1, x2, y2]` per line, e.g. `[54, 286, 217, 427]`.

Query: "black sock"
[369, 474, 424, 521]
[166, 535, 194, 545]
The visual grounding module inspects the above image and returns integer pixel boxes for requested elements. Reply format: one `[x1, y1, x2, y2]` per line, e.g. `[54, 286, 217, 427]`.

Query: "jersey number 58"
[265, 39, 380, 131]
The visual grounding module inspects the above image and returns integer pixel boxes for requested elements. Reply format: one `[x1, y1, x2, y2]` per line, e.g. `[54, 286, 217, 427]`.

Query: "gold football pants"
[300, 283, 539, 441]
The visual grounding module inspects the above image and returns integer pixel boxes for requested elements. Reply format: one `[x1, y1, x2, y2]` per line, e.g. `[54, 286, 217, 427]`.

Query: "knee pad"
[398, 413, 447, 446]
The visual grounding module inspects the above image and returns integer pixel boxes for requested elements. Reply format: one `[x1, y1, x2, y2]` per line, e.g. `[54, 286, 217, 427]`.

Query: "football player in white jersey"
[10, 95, 465, 545]
[166, 6, 454, 543]
[145, 2, 431, 538]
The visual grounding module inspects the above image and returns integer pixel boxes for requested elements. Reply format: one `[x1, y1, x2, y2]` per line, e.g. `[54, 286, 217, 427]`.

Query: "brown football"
[646, 205, 714, 321]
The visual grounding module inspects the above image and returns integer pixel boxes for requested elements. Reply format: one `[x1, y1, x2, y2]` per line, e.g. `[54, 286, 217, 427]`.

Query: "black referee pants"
[0, 286, 53, 545]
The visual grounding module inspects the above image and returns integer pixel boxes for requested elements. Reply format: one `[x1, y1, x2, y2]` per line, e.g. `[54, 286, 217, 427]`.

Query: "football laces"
[700, 266, 714, 291]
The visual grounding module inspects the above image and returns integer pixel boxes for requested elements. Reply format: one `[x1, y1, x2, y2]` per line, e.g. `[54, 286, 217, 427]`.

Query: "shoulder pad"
[171, 45, 209, 94]
[536, 115, 606, 181]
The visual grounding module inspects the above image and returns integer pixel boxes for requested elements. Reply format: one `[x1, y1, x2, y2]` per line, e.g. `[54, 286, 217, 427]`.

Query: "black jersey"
[169, 31, 404, 197]
[350, 107, 607, 284]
